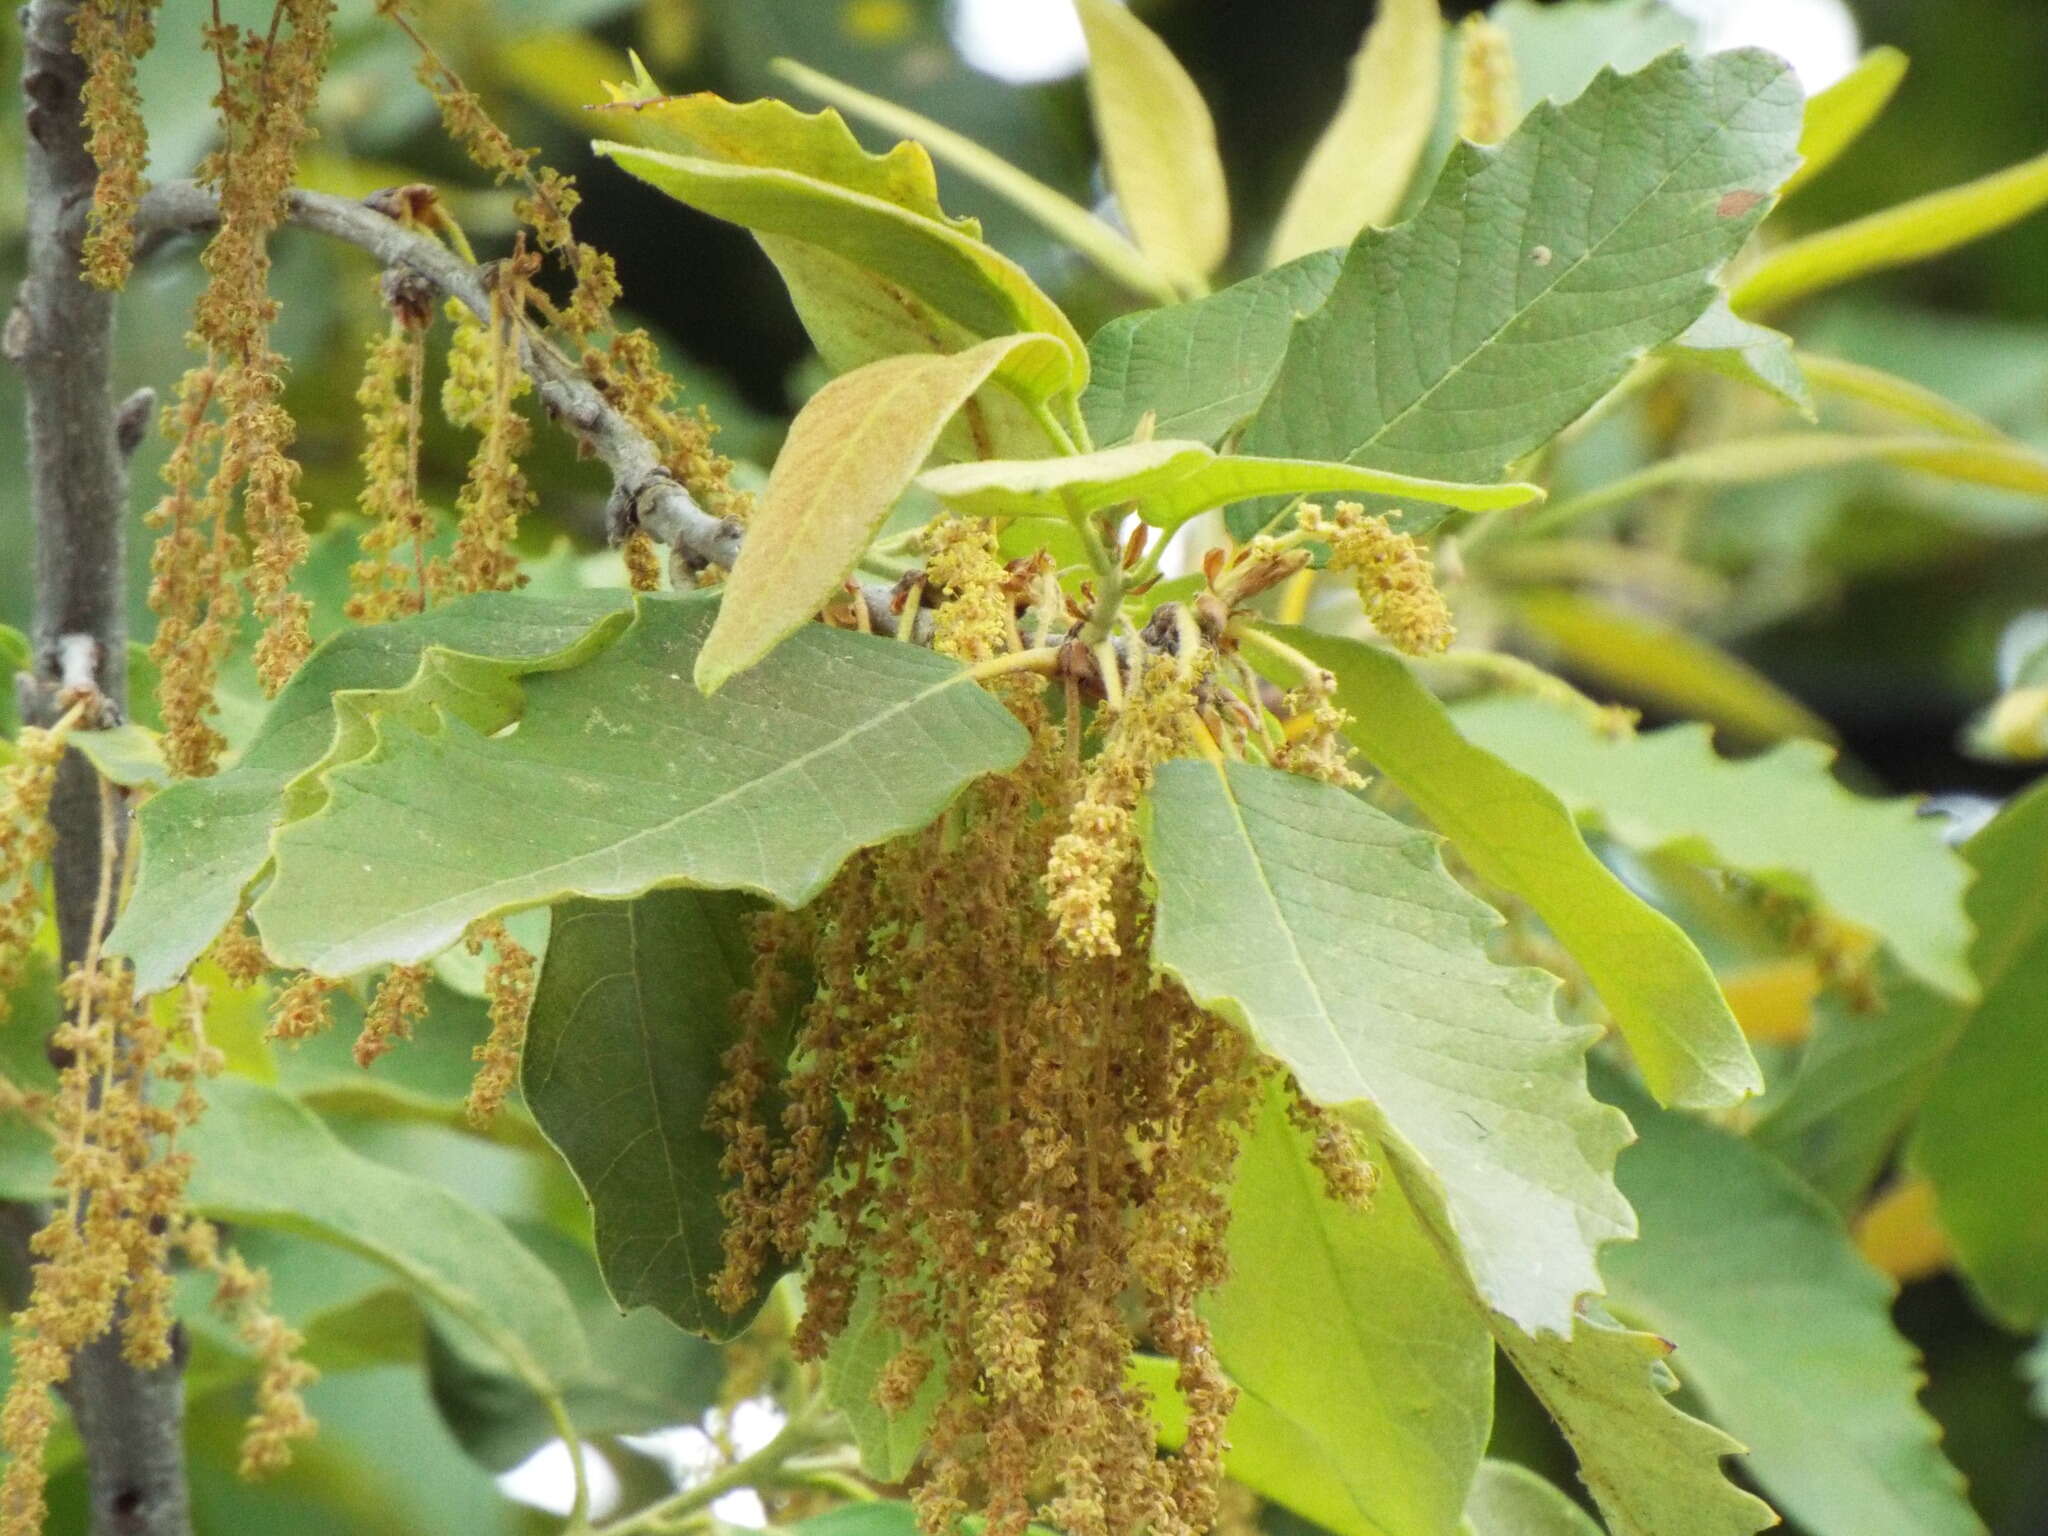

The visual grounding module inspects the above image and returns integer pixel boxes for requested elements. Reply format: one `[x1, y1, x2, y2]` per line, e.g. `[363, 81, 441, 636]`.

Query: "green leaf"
[1736, 144, 2048, 315]
[1505, 588, 1834, 745]
[1239, 49, 1802, 519]
[1664, 297, 1814, 417]
[1080, 250, 1341, 448]
[1496, 1316, 1776, 1536]
[918, 439, 1540, 535]
[1530, 432, 2048, 532]
[1910, 779, 2048, 1328]
[69, 722, 170, 790]
[823, 1274, 947, 1482]
[524, 887, 797, 1337]
[110, 591, 635, 995]
[1452, 692, 1977, 1000]
[1075, 0, 1229, 288]
[594, 126, 1087, 385]
[1783, 46, 1909, 199]
[1462, 1461, 1602, 1536]
[1270, 625, 1757, 1110]
[1267, 0, 1444, 266]
[697, 333, 1068, 693]
[1604, 1074, 1983, 1536]
[769, 58, 1177, 306]
[184, 1075, 592, 1398]
[1141, 758, 1634, 1335]
[252, 593, 1031, 975]
[1190, 1080, 1493, 1536]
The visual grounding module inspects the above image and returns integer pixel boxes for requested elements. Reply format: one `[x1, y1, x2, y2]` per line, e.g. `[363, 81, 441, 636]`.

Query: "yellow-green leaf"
[1532, 432, 2048, 531]
[1463, 1462, 1602, 1536]
[698, 334, 1068, 693]
[1504, 588, 1832, 745]
[1271, 625, 1759, 1110]
[595, 103, 1087, 384]
[1783, 46, 1909, 198]
[1737, 144, 2048, 314]
[1076, 0, 1230, 288]
[770, 58, 1179, 306]
[918, 439, 1541, 535]
[1798, 355, 2005, 440]
[1267, 0, 1444, 266]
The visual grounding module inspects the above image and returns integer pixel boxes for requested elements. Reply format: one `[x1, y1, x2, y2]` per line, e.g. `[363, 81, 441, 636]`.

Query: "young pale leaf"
[1798, 354, 2006, 440]
[1187, 1081, 1493, 1536]
[1267, 0, 1444, 267]
[1530, 431, 2048, 532]
[769, 59, 1178, 306]
[593, 130, 1087, 383]
[823, 1276, 947, 1482]
[1507, 589, 1833, 745]
[1453, 693, 1977, 1001]
[1081, 250, 1341, 448]
[752, 237, 1057, 463]
[1074, 0, 1230, 288]
[918, 439, 1540, 535]
[1496, 1316, 1776, 1536]
[524, 888, 794, 1339]
[697, 334, 1068, 693]
[1604, 1075, 1984, 1536]
[109, 592, 635, 995]
[1462, 1462, 1602, 1536]
[1141, 758, 1634, 1335]
[1239, 50, 1803, 518]
[1910, 780, 2048, 1328]
[1736, 145, 2048, 314]
[252, 593, 1031, 976]
[1663, 297, 1814, 416]
[1783, 46, 1909, 198]
[185, 1075, 592, 1397]
[1270, 626, 1758, 1110]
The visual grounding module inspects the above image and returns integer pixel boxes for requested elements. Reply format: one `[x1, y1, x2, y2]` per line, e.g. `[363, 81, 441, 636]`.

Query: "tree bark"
[11, 1, 191, 1531]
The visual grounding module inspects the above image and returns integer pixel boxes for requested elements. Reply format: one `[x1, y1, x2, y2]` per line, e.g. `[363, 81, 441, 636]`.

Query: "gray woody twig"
[12, 0, 192, 1531]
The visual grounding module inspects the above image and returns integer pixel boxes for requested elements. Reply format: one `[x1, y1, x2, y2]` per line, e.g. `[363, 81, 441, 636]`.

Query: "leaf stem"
[592, 1396, 840, 1536]
[970, 646, 1063, 682]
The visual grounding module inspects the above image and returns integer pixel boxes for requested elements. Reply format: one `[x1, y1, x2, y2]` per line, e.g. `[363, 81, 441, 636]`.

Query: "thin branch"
[11, 1, 191, 1531]
[132, 179, 917, 636]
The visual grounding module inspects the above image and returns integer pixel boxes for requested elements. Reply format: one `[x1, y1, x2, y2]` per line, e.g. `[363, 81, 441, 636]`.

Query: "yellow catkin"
[207, 912, 270, 990]
[73, 0, 162, 288]
[1457, 14, 1519, 146]
[464, 920, 536, 1125]
[265, 971, 335, 1043]
[354, 964, 430, 1068]
[444, 287, 534, 595]
[921, 517, 1015, 665]
[347, 298, 440, 621]
[1044, 652, 1198, 957]
[178, 1218, 318, 1477]
[1302, 502, 1455, 656]
[0, 717, 75, 1014]
[623, 530, 663, 593]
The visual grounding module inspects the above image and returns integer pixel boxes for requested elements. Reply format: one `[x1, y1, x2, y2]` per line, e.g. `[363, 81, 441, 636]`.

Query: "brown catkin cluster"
[177, 1217, 318, 1478]
[464, 919, 536, 1125]
[146, 0, 336, 774]
[706, 586, 1280, 1536]
[0, 961, 223, 1533]
[1301, 502, 1455, 656]
[354, 964, 430, 1068]
[0, 714, 76, 1014]
[73, 0, 162, 288]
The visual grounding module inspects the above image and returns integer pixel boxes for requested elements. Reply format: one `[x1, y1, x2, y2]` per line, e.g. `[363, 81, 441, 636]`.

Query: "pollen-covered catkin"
[1301, 501, 1455, 655]
[74, 0, 163, 288]
[0, 716, 75, 1013]
[465, 920, 536, 1124]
